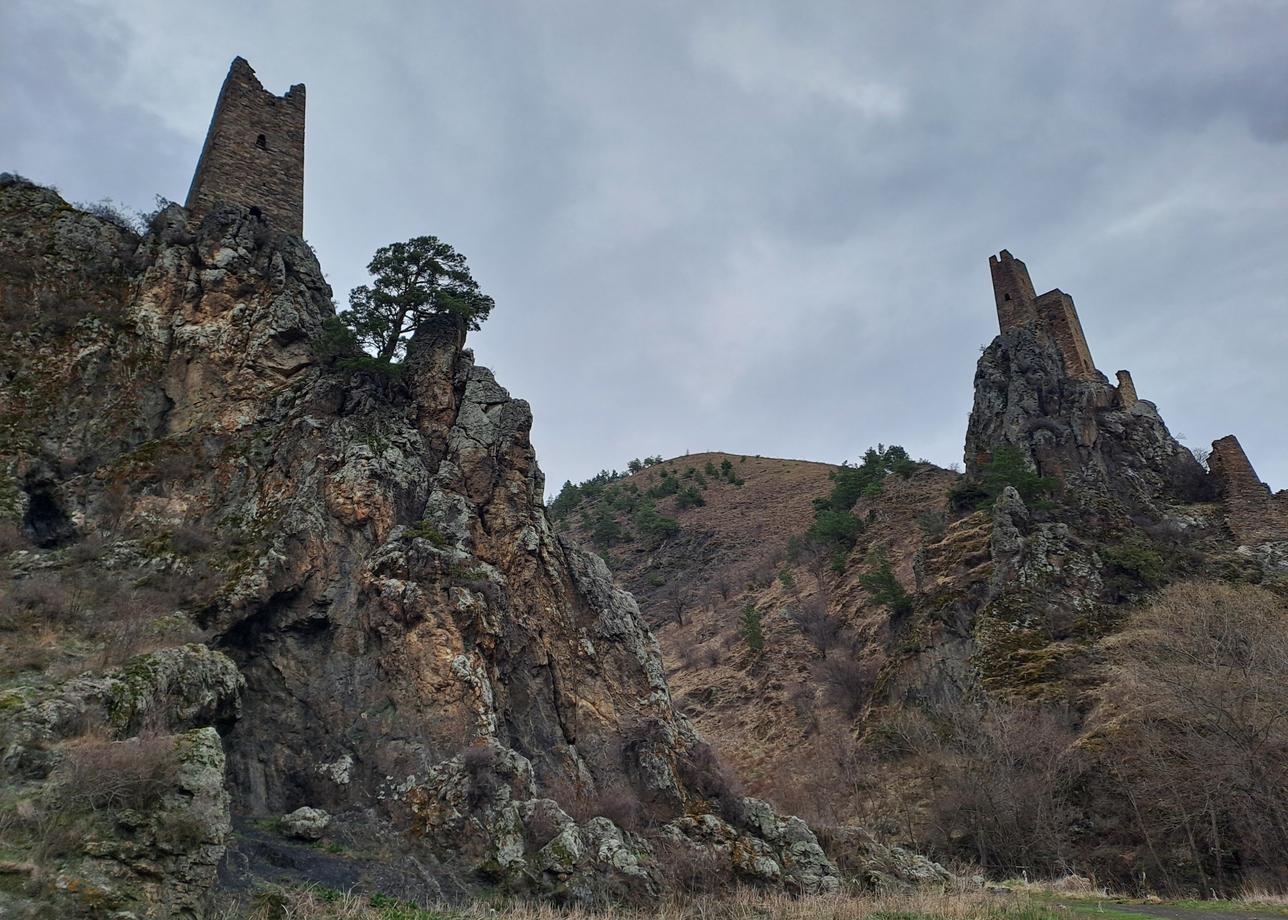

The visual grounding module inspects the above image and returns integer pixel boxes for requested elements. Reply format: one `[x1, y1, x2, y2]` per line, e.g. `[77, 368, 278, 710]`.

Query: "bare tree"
[661, 581, 693, 626]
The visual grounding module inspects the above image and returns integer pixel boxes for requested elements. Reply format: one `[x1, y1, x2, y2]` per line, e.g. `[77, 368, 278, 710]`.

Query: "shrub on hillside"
[677, 741, 743, 821]
[816, 649, 876, 717]
[791, 597, 844, 651]
[1095, 581, 1288, 893]
[916, 510, 947, 540]
[674, 485, 705, 509]
[858, 552, 913, 620]
[740, 604, 764, 654]
[807, 509, 863, 550]
[1100, 538, 1167, 596]
[590, 509, 625, 549]
[949, 444, 1058, 511]
[922, 699, 1081, 879]
[0, 521, 29, 553]
[815, 444, 917, 515]
[633, 504, 680, 545]
[54, 730, 179, 814]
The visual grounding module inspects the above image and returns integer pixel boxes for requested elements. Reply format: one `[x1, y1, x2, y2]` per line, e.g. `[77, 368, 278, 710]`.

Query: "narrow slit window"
[256, 134, 268, 150]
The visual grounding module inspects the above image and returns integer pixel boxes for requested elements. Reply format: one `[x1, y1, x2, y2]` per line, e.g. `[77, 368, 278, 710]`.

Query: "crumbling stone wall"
[185, 57, 304, 237]
[1115, 370, 1138, 408]
[1035, 289, 1095, 378]
[1208, 435, 1288, 544]
[989, 250, 1096, 379]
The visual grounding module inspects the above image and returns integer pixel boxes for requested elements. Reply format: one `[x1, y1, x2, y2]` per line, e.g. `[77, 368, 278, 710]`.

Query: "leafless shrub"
[138, 562, 219, 609]
[76, 198, 144, 235]
[53, 729, 178, 814]
[867, 708, 939, 760]
[170, 523, 215, 556]
[0, 521, 30, 553]
[652, 838, 726, 895]
[791, 596, 843, 651]
[99, 481, 131, 531]
[661, 582, 693, 626]
[677, 742, 743, 822]
[9, 572, 90, 624]
[157, 450, 198, 489]
[462, 742, 502, 807]
[592, 783, 645, 832]
[35, 292, 99, 336]
[815, 648, 877, 717]
[1094, 581, 1288, 894]
[66, 533, 108, 564]
[715, 576, 732, 602]
[923, 698, 1081, 879]
[94, 586, 196, 668]
[547, 777, 648, 833]
[786, 681, 817, 731]
[523, 800, 566, 849]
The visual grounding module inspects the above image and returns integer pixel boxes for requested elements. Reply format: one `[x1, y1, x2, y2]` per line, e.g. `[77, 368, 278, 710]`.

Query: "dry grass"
[225, 887, 1059, 920]
[1240, 886, 1288, 908]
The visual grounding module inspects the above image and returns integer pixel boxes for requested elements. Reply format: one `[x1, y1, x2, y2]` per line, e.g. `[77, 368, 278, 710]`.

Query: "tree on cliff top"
[343, 235, 494, 362]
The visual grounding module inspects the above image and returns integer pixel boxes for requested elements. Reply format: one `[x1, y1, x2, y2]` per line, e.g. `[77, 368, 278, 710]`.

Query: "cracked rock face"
[0, 180, 865, 909]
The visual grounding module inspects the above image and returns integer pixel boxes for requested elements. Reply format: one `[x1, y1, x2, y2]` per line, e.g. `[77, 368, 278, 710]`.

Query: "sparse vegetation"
[949, 444, 1058, 511]
[816, 650, 875, 717]
[215, 886, 1076, 920]
[805, 444, 914, 551]
[740, 604, 764, 653]
[857, 551, 913, 619]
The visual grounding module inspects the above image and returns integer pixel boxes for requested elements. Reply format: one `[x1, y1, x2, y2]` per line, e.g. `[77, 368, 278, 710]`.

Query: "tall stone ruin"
[185, 57, 305, 236]
[966, 250, 1209, 508]
[1208, 435, 1288, 544]
[988, 249, 1096, 379]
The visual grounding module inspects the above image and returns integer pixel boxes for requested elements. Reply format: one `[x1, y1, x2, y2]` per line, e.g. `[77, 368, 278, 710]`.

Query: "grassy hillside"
[553, 447, 1288, 894]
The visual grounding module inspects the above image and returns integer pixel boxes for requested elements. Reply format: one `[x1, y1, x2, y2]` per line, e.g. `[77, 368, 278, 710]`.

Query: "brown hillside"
[560, 452, 838, 627]
[558, 452, 963, 824]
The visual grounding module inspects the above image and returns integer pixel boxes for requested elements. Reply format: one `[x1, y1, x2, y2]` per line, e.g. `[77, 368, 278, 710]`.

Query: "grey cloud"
[2, 0, 1284, 490]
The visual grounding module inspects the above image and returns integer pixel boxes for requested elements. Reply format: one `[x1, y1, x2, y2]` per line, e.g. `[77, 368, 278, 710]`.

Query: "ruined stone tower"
[185, 57, 304, 236]
[989, 250, 1096, 378]
[1208, 435, 1288, 544]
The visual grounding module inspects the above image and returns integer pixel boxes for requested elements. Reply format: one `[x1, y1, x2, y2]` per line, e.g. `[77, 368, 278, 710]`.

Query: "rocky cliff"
[0, 177, 890, 917]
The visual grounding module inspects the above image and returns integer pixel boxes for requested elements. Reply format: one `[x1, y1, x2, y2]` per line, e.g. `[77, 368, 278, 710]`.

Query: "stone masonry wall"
[1208, 435, 1288, 544]
[185, 57, 304, 237]
[1036, 289, 1096, 378]
[989, 250, 1096, 379]
[990, 250, 1039, 331]
[1115, 370, 1138, 408]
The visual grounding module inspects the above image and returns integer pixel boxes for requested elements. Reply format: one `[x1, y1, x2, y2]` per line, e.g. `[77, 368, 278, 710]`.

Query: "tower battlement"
[989, 250, 1095, 379]
[185, 57, 305, 237]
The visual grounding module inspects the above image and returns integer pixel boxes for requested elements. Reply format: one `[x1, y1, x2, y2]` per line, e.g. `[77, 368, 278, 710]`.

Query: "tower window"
[1004, 293, 1012, 301]
[256, 134, 268, 150]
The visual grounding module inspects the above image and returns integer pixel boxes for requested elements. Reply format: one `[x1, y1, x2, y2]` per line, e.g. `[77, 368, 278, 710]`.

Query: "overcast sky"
[3, 0, 1285, 491]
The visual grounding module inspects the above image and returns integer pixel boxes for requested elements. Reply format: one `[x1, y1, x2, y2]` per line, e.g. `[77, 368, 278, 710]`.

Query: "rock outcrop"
[964, 327, 1209, 513]
[0, 177, 873, 914]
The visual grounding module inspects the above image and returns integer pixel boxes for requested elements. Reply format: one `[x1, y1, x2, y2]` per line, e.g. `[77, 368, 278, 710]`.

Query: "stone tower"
[185, 57, 305, 236]
[989, 250, 1095, 379]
